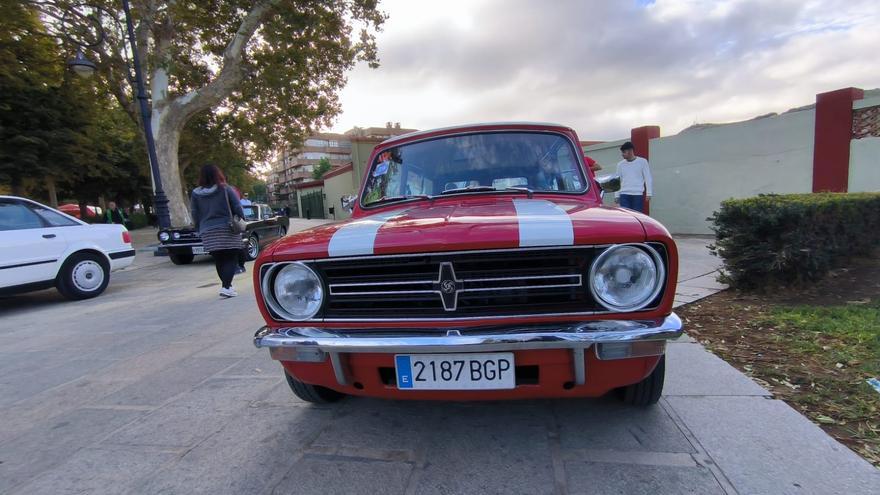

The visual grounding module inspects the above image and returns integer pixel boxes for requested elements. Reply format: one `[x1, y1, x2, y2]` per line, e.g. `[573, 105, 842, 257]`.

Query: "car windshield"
[361, 131, 587, 206]
[242, 205, 259, 221]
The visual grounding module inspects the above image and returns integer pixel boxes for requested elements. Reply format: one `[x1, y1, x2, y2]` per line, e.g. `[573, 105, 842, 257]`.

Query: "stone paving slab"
[0, 407, 148, 493]
[564, 461, 724, 495]
[555, 398, 695, 453]
[666, 396, 880, 494]
[664, 343, 769, 397]
[10, 446, 178, 495]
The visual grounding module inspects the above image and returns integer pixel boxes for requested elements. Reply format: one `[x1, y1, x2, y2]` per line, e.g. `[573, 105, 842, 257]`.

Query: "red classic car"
[253, 123, 681, 405]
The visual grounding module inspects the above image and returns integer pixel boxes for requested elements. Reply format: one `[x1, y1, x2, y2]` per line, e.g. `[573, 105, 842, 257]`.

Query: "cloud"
[330, 0, 880, 140]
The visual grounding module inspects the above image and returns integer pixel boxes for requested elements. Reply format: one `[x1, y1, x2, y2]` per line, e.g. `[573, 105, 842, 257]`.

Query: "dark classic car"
[158, 203, 289, 265]
[252, 123, 681, 406]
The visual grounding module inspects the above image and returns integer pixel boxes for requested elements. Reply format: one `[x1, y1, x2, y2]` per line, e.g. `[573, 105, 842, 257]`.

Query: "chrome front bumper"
[254, 314, 682, 386]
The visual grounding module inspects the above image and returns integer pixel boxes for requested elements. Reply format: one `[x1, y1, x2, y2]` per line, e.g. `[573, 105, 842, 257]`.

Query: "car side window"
[27, 204, 80, 227]
[0, 201, 45, 231]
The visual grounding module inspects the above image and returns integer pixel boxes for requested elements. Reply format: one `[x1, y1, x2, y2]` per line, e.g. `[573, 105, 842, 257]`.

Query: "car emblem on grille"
[434, 262, 463, 311]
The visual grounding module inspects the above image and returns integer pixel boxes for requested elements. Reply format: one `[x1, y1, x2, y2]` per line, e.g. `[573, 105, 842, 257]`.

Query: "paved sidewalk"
[0, 231, 877, 494]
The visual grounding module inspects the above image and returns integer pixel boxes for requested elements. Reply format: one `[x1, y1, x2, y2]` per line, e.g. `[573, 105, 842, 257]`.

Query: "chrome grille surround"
[260, 244, 669, 323]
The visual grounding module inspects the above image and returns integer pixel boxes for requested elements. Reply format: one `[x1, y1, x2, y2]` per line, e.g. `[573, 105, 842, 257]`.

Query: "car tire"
[618, 355, 665, 406]
[284, 372, 345, 404]
[56, 252, 110, 300]
[169, 253, 194, 265]
[246, 235, 260, 261]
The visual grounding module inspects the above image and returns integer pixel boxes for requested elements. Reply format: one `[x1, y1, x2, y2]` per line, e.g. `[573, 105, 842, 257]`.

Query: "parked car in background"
[253, 123, 681, 406]
[57, 203, 102, 220]
[0, 196, 135, 299]
[158, 203, 289, 265]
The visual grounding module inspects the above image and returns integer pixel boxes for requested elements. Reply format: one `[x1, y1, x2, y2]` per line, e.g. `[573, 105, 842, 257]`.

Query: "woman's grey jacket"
[190, 185, 245, 235]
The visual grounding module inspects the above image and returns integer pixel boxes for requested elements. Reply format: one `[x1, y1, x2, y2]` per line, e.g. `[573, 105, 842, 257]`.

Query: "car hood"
[268, 197, 648, 260]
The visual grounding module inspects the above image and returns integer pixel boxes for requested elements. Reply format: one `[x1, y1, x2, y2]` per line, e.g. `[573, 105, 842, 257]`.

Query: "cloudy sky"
[328, 0, 879, 140]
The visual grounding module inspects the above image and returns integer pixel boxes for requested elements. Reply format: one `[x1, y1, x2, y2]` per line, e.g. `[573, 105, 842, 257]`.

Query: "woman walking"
[190, 164, 246, 298]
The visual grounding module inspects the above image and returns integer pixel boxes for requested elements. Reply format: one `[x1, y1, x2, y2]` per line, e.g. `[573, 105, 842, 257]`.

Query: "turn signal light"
[595, 341, 666, 360]
[122, 231, 132, 244]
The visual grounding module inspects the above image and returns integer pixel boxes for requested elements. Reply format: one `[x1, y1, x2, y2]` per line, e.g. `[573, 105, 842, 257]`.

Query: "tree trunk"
[154, 112, 192, 226]
[46, 177, 58, 207]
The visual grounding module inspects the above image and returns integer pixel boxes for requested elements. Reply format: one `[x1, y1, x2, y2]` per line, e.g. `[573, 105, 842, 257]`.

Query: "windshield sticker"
[373, 161, 390, 177]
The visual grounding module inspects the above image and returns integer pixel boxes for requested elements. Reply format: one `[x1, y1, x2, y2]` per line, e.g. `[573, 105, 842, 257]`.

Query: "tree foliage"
[28, 0, 386, 225]
[312, 157, 332, 179]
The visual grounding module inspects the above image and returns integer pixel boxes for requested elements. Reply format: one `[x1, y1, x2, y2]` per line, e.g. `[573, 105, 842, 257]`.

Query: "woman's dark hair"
[198, 164, 227, 188]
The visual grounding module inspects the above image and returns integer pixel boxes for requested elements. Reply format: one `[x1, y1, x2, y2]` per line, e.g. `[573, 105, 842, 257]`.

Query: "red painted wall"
[630, 126, 660, 215]
[812, 88, 863, 192]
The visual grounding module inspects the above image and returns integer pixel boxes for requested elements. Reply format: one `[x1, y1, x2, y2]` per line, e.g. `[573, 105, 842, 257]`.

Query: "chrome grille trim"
[260, 243, 669, 322]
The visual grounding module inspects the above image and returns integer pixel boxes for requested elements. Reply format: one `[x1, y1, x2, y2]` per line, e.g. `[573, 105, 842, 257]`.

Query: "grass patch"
[758, 303, 880, 465]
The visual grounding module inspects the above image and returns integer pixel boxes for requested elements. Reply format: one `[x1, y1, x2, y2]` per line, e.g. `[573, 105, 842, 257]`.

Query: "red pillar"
[630, 126, 660, 215]
[812, 88, 863, 192]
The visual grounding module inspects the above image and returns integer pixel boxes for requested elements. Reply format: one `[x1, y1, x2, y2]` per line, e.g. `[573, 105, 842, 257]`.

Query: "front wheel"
[56, 252, 110, 300]
[246, 235, 260, 261]
[285, 372, 345, 403]
[618, 355, 665, 406]
[169, 253, 194, 265]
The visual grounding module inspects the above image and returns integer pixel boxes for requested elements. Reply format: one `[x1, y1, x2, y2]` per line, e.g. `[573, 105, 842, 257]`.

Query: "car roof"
[380, 122, 573, 146]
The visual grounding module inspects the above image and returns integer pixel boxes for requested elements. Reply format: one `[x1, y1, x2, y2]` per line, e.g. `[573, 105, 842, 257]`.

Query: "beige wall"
[350, 141, 380, 191]
[849, 137, 880, 193]
[323, 170, 354, 220]
[648, 108, 816, 234]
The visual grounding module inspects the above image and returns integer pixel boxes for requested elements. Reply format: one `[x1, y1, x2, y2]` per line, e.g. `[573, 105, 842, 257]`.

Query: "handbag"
[223, 186, 248, 234]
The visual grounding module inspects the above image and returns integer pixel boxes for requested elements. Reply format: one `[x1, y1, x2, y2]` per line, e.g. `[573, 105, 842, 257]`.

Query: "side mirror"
[595, 175, 620, 200]
[341, 194, 356, 213]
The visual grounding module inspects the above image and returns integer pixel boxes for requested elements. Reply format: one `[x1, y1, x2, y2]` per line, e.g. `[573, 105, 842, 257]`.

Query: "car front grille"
[306, 247, 615, 320]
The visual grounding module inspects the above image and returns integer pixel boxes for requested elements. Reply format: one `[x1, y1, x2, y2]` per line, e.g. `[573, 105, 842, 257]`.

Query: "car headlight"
[158, 232, 170, 242]
[265, 263, 323, 320]
[589, 244, 665, 312]
[172, 232, 181, 240]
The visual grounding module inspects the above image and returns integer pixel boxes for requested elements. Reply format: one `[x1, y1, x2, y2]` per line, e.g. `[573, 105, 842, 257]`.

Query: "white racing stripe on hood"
[513, 199, 574, 247]
[327, 209, 407, 257]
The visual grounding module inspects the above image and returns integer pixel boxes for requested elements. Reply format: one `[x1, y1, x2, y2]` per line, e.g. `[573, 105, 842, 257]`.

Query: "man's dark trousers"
[619, 194, 645, 213]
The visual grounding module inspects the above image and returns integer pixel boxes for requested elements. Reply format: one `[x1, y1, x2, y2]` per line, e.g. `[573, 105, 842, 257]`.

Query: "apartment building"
[268, 123, 416, 219]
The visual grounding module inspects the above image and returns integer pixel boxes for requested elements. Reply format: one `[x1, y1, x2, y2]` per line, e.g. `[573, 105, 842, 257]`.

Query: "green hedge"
[708, 192, 880, 289]
[127, 212, 150, 230]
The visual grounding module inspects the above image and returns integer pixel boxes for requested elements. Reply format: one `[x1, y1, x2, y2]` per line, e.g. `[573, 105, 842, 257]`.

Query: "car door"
[0, 199, 70, 287]
[259, 205, 280, 242]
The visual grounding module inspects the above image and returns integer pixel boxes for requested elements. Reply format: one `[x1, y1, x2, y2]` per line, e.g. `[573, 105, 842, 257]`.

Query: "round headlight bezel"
[172, 232, 181, 240]
[262, 262, 324, 321]
[158, 231, 170, 242]
[589, 243, 665, 312]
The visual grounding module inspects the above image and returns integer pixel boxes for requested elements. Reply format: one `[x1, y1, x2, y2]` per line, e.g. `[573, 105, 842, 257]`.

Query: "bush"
[127, 212, 149, 230]
[708, 192, 880, 289]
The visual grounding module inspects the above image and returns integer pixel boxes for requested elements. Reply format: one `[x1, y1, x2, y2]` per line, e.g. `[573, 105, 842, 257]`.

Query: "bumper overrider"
[254, 313, 682, 386]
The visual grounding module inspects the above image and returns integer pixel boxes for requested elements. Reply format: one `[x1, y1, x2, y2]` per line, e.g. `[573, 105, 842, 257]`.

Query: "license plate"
[192, 246, 206, 255]
[395, 353, 515, 390]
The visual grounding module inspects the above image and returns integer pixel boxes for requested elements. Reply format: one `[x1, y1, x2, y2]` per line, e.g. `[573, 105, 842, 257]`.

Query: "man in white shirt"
[240, 193, 253, 206]
[614, 141, 652, 213]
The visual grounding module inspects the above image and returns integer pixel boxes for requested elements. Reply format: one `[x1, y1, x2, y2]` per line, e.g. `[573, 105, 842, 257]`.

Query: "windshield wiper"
[503, 186, 534, 198]
[438, 186, 497, 195]
[370, 194, 431, 206]
[439, 185, 535, 198]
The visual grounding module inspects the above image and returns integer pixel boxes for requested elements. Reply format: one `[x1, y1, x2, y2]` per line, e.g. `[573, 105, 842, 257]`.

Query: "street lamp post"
[64, 1, 172, 229]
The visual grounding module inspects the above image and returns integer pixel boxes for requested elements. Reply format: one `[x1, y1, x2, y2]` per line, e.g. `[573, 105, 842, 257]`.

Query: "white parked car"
[0, 196, 135, 300]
